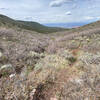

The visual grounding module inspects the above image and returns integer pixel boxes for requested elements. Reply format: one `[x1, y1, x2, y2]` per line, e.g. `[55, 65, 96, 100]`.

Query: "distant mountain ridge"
[44, 22, 95, 28]
[0, 14, 65, 33]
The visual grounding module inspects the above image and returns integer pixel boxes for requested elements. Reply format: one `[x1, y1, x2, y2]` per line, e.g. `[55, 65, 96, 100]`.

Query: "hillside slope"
[0, 14, 65, 33]
[71, 20, 100, 32]
[0, 18, 100, 100]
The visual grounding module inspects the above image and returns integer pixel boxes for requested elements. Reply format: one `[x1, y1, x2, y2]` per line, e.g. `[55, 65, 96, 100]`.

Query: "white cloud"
[65, 11, 71, 15]
[88, 5, 96, 9]
[84, 16, 95, 20]
[96, 16, 100, 19]
[50, 0, 65, 7]
[49, 0, 94, 7]
[50, 0, 73, 7]
[24, 16, 33, 20]
[72, 4, 77, 9]
[84, 16, 100, 20]
[0, 7, 9, 10]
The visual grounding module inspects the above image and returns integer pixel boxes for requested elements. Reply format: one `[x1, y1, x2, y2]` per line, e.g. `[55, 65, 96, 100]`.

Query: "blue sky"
[0, 0, 100, 23]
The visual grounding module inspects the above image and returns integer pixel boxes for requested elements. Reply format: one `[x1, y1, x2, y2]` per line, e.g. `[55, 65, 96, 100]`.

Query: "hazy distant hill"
[44, 20, 100, 29]
[70, 20, 100, 32]
[0, 14, 65, 33]
[44, 22, 90, 28]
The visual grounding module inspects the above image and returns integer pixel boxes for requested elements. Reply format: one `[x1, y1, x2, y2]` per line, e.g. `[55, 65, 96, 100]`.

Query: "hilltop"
[0, 14, 66, 33]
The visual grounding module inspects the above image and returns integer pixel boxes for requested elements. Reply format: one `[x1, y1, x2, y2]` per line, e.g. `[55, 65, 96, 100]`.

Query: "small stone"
[9, 73, 16, 78]
[31, 89, 36, 95]
[30, 89, 36, 100]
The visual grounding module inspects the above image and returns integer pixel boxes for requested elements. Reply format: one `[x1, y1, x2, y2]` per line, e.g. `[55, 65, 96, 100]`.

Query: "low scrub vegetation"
[1, 20, 100, 100]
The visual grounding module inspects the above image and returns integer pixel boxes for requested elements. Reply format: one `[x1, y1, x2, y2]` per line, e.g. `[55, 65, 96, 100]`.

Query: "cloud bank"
[50, 0, 74, 7]
[0, 0, 99, 23]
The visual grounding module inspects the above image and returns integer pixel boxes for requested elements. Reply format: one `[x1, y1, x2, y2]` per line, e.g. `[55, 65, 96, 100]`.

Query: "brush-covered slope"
[1, 17, 100, 100]
[71, 20, 100, 32]
[0, 14, 65, 33]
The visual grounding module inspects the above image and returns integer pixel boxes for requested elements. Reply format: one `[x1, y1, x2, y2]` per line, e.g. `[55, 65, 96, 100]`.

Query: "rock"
[9, 73, 16, 78]
[30, 89, 36, 100]
[0, 64, 15, 76]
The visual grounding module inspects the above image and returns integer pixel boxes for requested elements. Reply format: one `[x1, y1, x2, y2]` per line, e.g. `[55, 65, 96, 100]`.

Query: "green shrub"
[68, 57, 77, 64]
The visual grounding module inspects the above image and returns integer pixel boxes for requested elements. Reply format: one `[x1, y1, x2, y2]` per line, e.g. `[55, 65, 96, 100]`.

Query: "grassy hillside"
[0, 14, 66, 33]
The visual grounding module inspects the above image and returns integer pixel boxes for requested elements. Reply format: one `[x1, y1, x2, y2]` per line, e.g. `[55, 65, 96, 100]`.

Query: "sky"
[0, 0, 100, 23]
